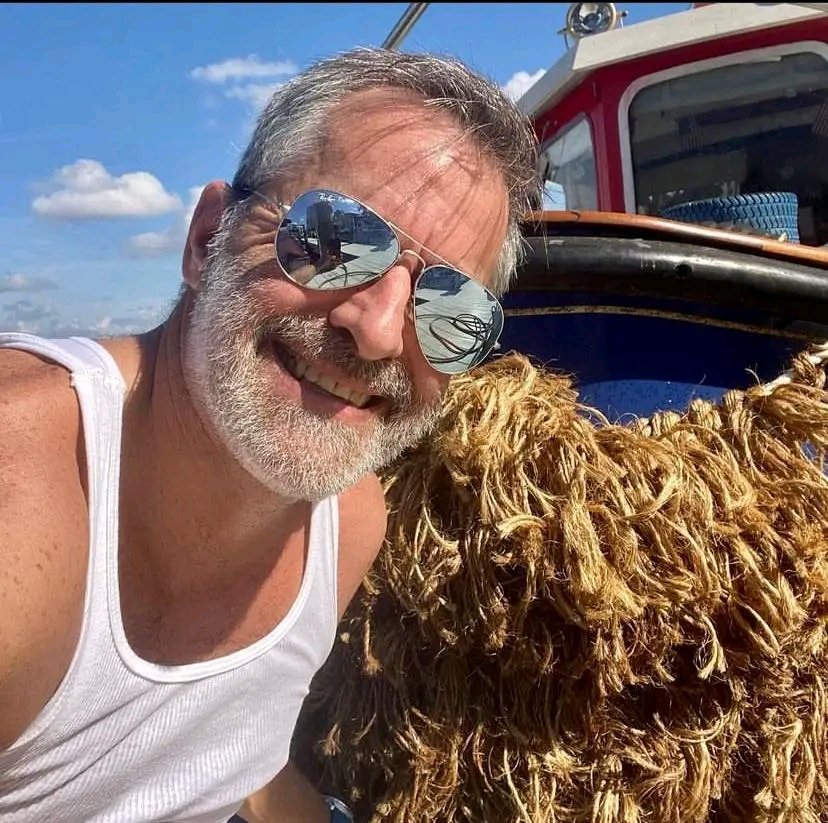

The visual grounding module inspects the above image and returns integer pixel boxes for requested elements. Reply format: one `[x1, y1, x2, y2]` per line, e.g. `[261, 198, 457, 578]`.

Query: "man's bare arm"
[239, 762, 332, 822]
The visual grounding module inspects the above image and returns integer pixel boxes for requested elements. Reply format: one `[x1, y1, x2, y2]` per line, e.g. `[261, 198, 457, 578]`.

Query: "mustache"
[258, 314, 419, 408]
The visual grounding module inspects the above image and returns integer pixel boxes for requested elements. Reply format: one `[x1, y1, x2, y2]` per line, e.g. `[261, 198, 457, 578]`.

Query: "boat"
[503, 1, 828, 418]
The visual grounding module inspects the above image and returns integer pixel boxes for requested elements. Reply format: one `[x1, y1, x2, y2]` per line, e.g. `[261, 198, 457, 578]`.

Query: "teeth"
[285, 354, 370, 408]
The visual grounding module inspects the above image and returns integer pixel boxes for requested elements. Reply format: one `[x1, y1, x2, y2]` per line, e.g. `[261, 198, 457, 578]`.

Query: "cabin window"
[539, 116, 597, 211]
[629, 46, 828, 246]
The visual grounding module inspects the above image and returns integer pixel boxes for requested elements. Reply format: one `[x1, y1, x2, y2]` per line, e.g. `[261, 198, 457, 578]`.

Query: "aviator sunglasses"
[251, 188, 504, 375]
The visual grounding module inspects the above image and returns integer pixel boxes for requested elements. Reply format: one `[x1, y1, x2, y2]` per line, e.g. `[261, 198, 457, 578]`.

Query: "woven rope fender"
[292, 344, 828, 823]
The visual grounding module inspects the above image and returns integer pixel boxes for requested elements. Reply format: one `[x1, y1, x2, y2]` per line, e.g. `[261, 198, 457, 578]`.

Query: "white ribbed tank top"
[0, 333, 340, 822]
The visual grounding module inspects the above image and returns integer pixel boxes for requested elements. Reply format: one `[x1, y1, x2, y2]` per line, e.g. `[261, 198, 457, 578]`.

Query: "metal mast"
[382, 3, 430, 50]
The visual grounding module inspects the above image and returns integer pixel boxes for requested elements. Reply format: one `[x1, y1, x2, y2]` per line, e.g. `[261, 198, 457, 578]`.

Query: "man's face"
[183, 90, 509, 501]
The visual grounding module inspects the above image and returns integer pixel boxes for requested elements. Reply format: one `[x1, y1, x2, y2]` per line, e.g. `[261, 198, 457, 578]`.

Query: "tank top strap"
[0, 331, 117, 371]
[308, 492, 340, 635]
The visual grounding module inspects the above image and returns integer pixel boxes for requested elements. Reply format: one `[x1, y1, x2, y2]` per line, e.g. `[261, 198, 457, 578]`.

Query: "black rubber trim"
[514, 236, 828, 322]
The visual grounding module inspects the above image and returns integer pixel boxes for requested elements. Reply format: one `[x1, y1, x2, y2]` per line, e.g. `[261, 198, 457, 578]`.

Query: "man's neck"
[102, 301, 310, 600]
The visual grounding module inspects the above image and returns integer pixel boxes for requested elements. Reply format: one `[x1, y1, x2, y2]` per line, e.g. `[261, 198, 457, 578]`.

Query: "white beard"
[183, 231, 441, 501]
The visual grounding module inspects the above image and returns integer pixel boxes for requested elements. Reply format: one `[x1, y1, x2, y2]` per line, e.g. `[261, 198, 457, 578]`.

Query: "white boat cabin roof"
[518, 3, 828, 118]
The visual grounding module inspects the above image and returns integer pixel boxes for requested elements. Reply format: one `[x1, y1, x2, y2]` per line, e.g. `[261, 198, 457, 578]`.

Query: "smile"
[280, 349, 372, 409]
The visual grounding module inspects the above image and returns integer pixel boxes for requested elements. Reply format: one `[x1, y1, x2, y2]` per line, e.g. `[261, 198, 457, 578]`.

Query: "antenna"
[382, 3, 430, 51]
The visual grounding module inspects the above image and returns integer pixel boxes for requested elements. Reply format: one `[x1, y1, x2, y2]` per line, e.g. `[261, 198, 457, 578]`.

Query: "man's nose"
[328, 264, 412, 361]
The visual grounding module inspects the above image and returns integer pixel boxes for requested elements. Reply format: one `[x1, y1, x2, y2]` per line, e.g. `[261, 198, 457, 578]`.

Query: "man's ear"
[182, 181, 231, 291]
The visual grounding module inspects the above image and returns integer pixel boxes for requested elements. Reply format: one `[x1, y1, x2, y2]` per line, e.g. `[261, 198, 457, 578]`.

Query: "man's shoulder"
[0, 346, 84, 468]
[0, 343, 89, 535]
[0, 343, 89, 585]
[0, 344, 79, 408]
[0, 347, 90, 747]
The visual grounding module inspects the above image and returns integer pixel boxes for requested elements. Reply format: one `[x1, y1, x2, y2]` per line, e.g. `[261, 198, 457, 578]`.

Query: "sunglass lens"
[275, 190, 400, 290]
[413, 266, 504, 375]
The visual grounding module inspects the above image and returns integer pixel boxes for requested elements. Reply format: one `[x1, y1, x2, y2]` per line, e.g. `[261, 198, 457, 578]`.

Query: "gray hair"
[230, 47, 539, 295]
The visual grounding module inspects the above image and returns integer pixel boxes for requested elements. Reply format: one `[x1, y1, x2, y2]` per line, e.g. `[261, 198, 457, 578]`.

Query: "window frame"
[617, 40, 828, 214]
[538, 113, 598, 212]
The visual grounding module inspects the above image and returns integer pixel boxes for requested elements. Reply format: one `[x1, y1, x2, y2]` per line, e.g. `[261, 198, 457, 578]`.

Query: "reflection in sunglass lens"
[413, 266, 504, 375]
[275, 190, 400, 289]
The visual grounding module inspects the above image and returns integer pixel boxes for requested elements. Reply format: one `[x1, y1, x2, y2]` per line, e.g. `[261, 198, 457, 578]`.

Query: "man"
[0, 47, 538, 822]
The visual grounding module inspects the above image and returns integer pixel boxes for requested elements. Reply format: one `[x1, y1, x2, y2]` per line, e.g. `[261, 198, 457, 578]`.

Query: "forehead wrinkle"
[323, 91, 476, 198]
[315, 92, 506, 278]
[370, 132, 496, 230]
[333, 133, 497, 265]
[331, 120, 467, 202]
[396, 131, 484, 206]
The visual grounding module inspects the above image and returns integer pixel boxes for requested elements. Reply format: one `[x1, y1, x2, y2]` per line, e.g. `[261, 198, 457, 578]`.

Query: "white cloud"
[32, 159, 182, 219]
[190, 55, 297, 84]
[189, 55, 298, 112]
[128, 185, 206, 258]
[0, 273, 58, 292]
[224, 82, 287, 110]
[0, 296, 173, 339]
[502, 69, 545, 102]
[1, 298, 56, 326]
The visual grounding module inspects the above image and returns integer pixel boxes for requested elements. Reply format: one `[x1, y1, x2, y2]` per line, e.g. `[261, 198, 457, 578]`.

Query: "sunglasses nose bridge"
[397, 247, 427, 275]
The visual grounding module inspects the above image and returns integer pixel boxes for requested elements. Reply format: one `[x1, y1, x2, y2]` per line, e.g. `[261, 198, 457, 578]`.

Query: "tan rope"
[761, 341, 828, 394]
[293, 341, 828, 823]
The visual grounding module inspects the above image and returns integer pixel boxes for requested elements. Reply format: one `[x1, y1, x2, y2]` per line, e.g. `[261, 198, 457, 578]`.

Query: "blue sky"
[0, 2, 683, 338]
